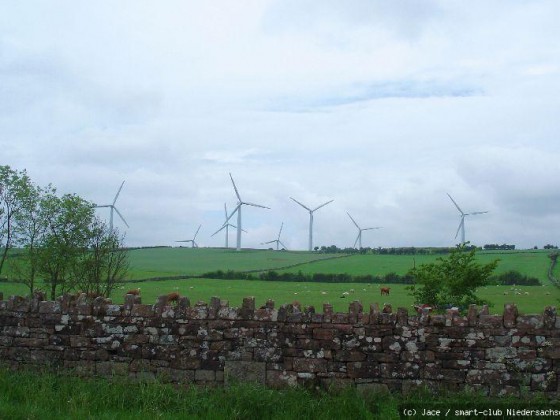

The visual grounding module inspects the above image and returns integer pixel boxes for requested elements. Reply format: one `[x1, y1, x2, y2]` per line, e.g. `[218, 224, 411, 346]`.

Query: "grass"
[2, 277, 558, 315]
[1, 248, 558, 314]
[275, 250, 552, 280]
[0, 367, 555, 419]
[125, 247, 342, 279]
[0, 367, 392, 419]
[125, 248, 553, 284]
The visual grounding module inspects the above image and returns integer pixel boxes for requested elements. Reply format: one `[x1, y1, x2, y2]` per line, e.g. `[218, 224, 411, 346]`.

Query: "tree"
[74, 219, 128, 297]
[9, 182, 55, 293]
[406, 244, 498, 310]
[37, 193, 95, 300]
[0, 165, 32, 277]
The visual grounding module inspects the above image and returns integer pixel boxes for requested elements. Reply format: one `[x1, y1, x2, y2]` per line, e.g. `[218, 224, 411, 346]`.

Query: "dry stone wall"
[1, 291, 560, 397]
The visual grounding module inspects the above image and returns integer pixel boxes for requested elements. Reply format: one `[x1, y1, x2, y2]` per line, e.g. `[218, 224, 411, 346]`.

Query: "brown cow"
[380, 287, 391, 296]
[165, 292, 180, 305]
[126, 288, 141, 296]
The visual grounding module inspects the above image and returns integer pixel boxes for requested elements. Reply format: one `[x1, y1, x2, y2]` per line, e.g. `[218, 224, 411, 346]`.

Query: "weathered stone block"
[293, 358, 327, 373]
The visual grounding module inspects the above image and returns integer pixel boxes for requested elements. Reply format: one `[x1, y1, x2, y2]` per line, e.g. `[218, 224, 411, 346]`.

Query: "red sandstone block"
[478, 315, 503, 328]
[366, 352, 400, 363]
[266, 369, 298, 388]
[293, 358, 327, 373]
[332, 313, 349, 324]
[313, 328, 335, 340]
[130, 304, 154, 317]
[516, 315, 544, 329]
[332, 324, 353, 334]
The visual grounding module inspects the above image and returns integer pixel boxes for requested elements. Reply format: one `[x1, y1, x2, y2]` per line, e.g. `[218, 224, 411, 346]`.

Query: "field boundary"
[1, 294, 558, 396]
[125, 253, 354, 283]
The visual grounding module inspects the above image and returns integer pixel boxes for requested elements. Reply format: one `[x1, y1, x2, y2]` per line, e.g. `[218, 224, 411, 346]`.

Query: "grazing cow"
[126, 288, 141, 296]
[165, 291, 180, 305]
[380, 287, 391, 296]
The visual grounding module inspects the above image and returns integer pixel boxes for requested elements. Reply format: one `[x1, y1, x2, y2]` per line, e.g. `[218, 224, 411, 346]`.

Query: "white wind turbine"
[94, 180, 129, 232]
[211, 203, 245, 248]
[290, 197, 333, 251]
[176, 224, 201, 248]
[347, 212, 382, 249]
[262, 222, 288, 250]
[223, 173, 270, 251]
[447, 193, 488, 245]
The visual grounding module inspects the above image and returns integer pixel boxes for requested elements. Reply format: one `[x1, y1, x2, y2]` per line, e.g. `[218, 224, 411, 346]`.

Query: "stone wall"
[1, 291, 559, 397]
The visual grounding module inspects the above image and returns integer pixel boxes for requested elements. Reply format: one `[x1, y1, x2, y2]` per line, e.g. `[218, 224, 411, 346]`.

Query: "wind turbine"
[262, 222, 288, 250]
[447, 193, 488, 244]
[290, 197, 333, 251]
[212, 203, 245, 248]
[347, 212, 382, 249]
[95, 180, 129, 232]
[177, 225, 201, 248]
[223, 173, 270, 251]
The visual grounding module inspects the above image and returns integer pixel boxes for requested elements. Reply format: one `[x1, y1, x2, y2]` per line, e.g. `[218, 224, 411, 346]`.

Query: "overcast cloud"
[1, 0, 559, 250]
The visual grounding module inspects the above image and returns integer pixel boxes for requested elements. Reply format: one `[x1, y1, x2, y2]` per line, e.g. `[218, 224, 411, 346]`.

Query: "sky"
[1, 0, 559, 250]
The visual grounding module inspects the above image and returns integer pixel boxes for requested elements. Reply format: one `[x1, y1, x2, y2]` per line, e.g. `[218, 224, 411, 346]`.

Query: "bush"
[406, 244, 498, 310]
[489, 270, 541, 286]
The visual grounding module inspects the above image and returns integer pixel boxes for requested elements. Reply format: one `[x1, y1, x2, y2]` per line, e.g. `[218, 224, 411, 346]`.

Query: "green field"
[4, 366, 552, 420]
[126, 248, 552, 281]
[1, 248, 558, 314]
[126, 247, 343, 279]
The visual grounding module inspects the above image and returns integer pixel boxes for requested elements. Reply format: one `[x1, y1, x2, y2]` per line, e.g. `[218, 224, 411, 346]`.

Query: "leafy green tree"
[407, 244, 498, 310]
[37, 193, 95, 299]
[9, 182, 55, 293]
[0, 165, 33, 277]
[74, 219, 129, 297]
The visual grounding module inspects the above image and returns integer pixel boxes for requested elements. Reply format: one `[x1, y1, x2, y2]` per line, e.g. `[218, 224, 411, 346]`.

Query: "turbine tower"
[212, 203, 245, 248]
[94, 180, 129, 231]
[290, 197, 333, 251]
[262, 222, 287, 250]
[224, 173, 269, 251]
[347, 212, 382, 249]
[447, 193, 488, 244]
[176, 225, 201, 248]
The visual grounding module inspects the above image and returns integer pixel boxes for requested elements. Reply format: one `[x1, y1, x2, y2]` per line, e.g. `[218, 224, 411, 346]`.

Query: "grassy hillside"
[1, 248, 557, 314]
[2, 277, 557, 315]
[126, 247, 346, 279]
[127, 248, 552, 282]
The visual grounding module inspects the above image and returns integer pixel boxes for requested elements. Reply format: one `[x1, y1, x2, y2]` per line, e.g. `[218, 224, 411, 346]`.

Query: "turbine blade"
[211, 225, 227, 236]
[470, 211, 489, 216]
[313, 199, 334, 212]
[278, 241, 287, 250]
[347, 212, 360, 229]
[290, 197, 311, 212]
[278, 222, 284, 240]
[94, 205, 111, 208]
[229, 173, 242, 201]
[113, 207, 129, 228]
[353, 235, 359, 248]
[224, 203, 228, 218]
[447, 193, 464, 215]
[113, 181, 125, 205]
[224, 204, 241, 224]
[244, 201, 270, 209]
[194, 224, 201, 239]
[454, 218, 463, 239]
[263, 240, 276, 244]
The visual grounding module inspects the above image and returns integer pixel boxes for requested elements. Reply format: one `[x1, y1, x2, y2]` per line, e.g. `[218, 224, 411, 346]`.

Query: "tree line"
[314, 245, 477, 255]
[199, 268, 539, 286]
[0, 165, 128, 299]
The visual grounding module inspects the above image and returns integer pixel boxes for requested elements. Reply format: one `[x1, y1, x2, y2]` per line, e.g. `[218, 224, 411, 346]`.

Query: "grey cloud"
[266, 79, 482, 112]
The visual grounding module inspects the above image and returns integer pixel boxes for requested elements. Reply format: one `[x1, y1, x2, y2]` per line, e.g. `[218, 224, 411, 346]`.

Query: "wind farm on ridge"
[96, 172, 491, 252]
